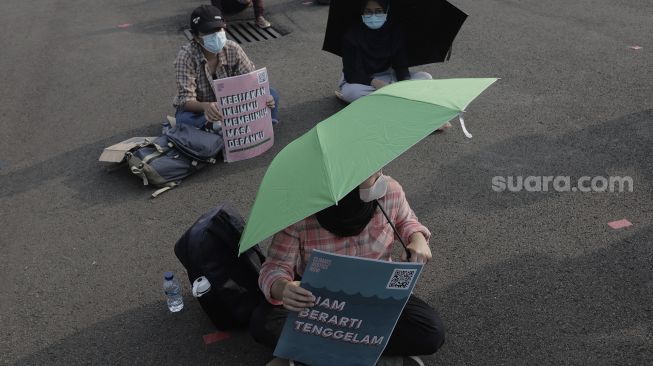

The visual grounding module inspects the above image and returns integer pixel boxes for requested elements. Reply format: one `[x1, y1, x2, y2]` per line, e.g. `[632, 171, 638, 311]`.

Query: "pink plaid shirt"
[259, 176, 431, 305]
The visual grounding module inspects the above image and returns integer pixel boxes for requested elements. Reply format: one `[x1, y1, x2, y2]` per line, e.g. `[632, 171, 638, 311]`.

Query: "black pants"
[250, 295, 445, 356]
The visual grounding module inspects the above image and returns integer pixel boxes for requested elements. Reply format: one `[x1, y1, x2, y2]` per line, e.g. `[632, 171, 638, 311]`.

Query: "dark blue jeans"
[175, 87, 279, 128]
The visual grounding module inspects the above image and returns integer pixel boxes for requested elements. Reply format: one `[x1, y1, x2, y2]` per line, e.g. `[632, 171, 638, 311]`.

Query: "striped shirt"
[259, 177, 431, 305]
[172, 40, 255, 111]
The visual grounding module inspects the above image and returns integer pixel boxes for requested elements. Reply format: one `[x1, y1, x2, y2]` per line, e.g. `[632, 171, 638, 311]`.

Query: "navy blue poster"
[274, 250, 423, 366]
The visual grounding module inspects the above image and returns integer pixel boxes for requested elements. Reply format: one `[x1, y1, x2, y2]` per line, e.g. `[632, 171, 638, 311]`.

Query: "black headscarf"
[355, 0, 394, 59]
[342, 0, 410, 84]
[315, 187, 377, 237]
[360, 0, 390, 13]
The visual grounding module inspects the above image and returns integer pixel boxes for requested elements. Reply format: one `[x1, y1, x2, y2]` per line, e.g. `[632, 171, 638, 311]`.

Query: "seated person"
[211, 0, 271, 29]
[250, 171, 445, 366]
[337, 0, 432, 104]
[173, 5, 279, 131]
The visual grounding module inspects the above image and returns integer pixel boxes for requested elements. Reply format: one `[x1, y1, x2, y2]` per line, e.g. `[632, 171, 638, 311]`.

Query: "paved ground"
[1, 0, 651, 365]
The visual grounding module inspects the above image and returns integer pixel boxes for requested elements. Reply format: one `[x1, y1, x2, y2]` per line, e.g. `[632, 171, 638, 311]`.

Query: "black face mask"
[315, 187, 377, 237]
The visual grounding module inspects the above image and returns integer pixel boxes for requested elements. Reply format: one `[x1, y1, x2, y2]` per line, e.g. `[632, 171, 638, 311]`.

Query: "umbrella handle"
[459, 113, 473, 139]
[375, 200, 412, 261]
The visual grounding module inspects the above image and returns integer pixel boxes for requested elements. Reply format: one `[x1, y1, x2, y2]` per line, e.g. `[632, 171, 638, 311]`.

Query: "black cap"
[190, 5, 227, 34]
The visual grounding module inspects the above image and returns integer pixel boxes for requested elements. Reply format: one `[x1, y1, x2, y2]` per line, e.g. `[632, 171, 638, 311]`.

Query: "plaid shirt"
[259, 177, 431, 305]
[173, 40, 255, 110]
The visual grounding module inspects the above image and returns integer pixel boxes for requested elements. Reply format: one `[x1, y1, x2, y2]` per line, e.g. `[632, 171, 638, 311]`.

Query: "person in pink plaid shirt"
[250, 171, 445, 366]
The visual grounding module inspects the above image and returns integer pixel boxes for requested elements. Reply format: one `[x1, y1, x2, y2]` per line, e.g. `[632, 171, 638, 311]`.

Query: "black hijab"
[315, 187, 377, 237]
[361, 0, 390, 14]
[355, 0, 394, 58]
[343, 0, 409, 81]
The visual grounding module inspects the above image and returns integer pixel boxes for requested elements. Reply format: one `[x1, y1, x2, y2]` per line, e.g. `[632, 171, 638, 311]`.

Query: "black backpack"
[174, 204, 266, 329]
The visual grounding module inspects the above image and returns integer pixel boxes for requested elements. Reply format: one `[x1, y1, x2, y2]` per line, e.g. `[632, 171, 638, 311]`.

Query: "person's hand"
[401, 233, 432, 263]
[203, 102, 223, 122]
[371, 78, 388, 90]
[266, 95, 276, 109]
[282, 281, 315, 312]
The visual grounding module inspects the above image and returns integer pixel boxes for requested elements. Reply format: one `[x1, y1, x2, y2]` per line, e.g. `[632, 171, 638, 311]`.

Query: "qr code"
[257, 70, 268, 84]
[386, 269, 417, 290]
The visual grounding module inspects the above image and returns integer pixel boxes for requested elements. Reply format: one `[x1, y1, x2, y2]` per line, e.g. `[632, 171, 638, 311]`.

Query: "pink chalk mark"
[629, 45, 642, 50]
[203, 331, 231, 345]
[117, 23, 132, 29]
[608, 219, 632, 229]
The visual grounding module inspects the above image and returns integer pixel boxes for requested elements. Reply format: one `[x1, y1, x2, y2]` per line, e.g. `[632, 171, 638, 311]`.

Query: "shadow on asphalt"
[16, 226, 651, 365]
[15, 299, 272, 365]
[0, 107, 648, 208]
[410, 109, 653, 214]
[0, 96, 342, 205]
[429, 225, 653, 365]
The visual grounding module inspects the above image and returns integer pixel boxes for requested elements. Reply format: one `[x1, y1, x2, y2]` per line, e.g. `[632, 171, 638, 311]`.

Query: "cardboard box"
[99, 137, 155, 163]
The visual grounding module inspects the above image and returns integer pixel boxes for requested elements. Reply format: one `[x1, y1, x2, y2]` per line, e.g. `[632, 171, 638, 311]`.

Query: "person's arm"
[261, 227, 316, 311]
[387, 179, 432, 263]
[270, 278, 315, 312]
[393, 66, 410, 82]
[184, 100, 223, 122]
[173, 48, 198, 110]
[402, 232, 430, 263]
[174, 46, 223, 121]
[392, 31, 411, 81]
[259, 224, 315, 311]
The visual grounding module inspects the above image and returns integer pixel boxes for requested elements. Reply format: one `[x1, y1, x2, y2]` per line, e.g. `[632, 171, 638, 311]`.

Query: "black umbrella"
[322, 0, 468, 67]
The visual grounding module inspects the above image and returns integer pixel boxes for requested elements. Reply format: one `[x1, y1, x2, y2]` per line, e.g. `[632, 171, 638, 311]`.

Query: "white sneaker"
[334, 89, 347, 103]
[256, 16, 272, 29]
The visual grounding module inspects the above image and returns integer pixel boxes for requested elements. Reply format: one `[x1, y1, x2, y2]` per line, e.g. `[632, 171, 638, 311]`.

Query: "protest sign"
[214, 67, 274, 162]
[274, 250, 423, 366]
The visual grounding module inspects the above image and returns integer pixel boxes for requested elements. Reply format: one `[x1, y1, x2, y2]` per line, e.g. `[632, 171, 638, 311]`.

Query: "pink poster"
[213, 68, 274, 162]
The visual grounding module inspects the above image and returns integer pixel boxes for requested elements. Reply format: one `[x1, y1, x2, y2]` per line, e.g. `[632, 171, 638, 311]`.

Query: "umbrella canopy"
[238, 78, 497, 254]
[322, 0, 468, 67]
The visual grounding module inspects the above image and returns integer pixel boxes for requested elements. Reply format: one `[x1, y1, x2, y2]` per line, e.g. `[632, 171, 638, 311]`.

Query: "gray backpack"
[165, 123, 224, 163]
[126, 120, 224, 197]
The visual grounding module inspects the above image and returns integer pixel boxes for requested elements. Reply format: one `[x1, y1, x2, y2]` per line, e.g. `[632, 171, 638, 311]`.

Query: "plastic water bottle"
[163, 272, 184, 312]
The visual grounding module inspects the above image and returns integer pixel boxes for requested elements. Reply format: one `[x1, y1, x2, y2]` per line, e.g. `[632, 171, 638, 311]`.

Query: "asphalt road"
[1, 0, 651, 365]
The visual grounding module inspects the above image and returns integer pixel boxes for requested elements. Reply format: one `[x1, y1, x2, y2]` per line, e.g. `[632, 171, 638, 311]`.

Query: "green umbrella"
[238, 78, 497, 254]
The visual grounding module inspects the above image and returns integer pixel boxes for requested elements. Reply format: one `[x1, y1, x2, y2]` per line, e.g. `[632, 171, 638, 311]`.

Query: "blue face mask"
[201, 31, 227, 54]
[362, 14, 387, 30]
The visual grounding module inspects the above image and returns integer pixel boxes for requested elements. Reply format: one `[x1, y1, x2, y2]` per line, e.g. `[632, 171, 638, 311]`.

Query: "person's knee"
[270, 88, 280, 104]
[425, 327, 445, 354]
[249, 324, 268, 346]
[249, 302, 267, 340]
[419, 316, 446, 354]
[341, 84, 368, 103]
[175, 110, 207, 128]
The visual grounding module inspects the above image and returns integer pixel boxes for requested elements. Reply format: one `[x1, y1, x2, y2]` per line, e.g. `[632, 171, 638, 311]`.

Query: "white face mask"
[359, 174, 388, 202]
[201, 30, 227, 54]
[362, 14, 387, 30]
